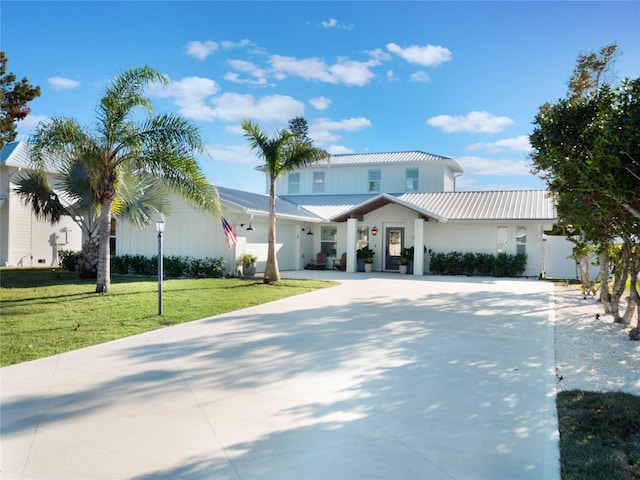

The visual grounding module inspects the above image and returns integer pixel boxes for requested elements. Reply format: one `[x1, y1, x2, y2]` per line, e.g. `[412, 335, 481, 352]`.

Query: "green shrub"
[58, 249, 81, 272]
[109, 254, 225, 278]
[428, 250, 527, 277]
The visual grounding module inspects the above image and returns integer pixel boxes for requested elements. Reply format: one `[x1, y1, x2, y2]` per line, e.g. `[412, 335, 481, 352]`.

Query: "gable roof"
[218, 186, 321, 222]
[0, 141, 31, 167]
[283, 190, 556, 223]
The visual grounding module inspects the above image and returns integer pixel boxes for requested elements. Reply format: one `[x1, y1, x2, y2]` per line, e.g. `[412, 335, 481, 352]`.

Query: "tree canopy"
[530, 43, 640, 325]
[0, 51, 41, 149]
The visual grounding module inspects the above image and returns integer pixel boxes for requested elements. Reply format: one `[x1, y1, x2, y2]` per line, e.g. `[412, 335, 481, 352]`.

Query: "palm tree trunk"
[263, 175, 280, 284]
[95, 198, 112, 293]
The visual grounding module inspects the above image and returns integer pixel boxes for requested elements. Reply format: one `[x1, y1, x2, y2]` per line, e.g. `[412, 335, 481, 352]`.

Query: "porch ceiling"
[330, 194, 436, 222]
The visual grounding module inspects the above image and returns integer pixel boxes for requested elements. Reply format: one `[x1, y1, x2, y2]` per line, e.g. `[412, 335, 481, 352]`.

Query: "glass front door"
[385, 227, 404, 270]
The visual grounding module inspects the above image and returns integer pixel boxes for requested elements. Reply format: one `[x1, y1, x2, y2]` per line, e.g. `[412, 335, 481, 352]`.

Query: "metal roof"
[397, 190, 556, 221]
[218, 186, 321, 222]
[265, 150, 464, 173]
[284, 190, 556, 223]
[0, 141, 31, 167]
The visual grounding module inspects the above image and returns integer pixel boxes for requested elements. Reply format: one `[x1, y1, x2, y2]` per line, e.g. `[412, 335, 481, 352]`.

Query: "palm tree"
[23, 66, 220, 292]
[242, 118, 329, 284]
[15, 157, 172, 278]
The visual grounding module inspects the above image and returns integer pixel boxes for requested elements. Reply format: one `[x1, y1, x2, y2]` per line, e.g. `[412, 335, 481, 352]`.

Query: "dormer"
[274, 151, 463, 196]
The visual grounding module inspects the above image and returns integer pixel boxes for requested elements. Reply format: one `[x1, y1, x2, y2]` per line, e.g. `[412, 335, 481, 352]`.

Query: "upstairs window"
[405, 168, 419, 192]
[368, 169, 381, 192]
[288, 172, 300, 194]
[313, 171, 325, 193]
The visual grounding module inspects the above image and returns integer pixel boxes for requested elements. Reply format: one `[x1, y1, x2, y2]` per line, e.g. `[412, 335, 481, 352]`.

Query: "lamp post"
[156, 221, 165, 316]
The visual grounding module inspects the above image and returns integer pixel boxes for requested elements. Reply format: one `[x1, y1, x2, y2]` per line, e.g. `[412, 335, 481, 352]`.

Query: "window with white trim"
[320, 226, 337, 257]
[368, 169, 380, 192]
[313, 171, 325, 193]
[288, 172, 300, 194]
[516, 227, 527, 255]
[497, 226, 508, 254]
[405, 168, 419, 191]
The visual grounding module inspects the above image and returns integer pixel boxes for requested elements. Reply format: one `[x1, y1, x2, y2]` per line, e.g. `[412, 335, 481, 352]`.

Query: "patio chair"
[333, 252, 347, 271]
[315, 251, 327, 270]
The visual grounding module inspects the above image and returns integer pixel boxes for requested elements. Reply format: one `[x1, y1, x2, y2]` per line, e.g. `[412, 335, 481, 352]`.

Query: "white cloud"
[205, 144, 255, 164]
[210, 93, 304, 123]
[456, 155, 531, 176]
[147, 76, 220, 121]
[387, 70, 398, 82]
[186, 40, 218, 60]
[386, 43, 452, 66]
[322, 18, 338, 28]
[310, 96, 332, 111]
[410, 71, 430, 83]
[309, 117, 372, 144]
[270, 55, 379, 86]
[368, 48, 392, 61]
[327, 145, 355, 154]
[427, 111, 514, 133]
[320, 18, 353, 29]
[48, 76, 80, 90]
[466, 135, 532, 153]
[225, 59, 269, 85]
[221, 39, 251, 49]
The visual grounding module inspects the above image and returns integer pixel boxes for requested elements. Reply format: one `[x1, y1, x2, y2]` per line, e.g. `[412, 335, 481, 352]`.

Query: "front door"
[385, 227, 404, 270]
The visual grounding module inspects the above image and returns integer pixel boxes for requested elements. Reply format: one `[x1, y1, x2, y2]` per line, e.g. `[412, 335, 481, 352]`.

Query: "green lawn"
[0, 268, 337, 366]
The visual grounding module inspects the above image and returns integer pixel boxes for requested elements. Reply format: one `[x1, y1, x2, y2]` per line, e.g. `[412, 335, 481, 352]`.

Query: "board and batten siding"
[276, 163, 454, 196]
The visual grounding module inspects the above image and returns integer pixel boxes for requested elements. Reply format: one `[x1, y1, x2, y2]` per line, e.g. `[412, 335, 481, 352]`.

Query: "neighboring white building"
[117, 150, 558, 277]
[0, 142, 83, 267]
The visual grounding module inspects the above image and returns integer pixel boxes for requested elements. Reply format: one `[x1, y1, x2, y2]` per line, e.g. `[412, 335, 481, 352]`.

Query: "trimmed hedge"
[109, 254, 225, 278]
[429, 251, 527, 277]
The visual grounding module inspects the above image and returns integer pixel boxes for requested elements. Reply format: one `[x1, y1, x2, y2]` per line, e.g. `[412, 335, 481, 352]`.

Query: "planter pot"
[399, 264, 408, 274]
[364, 263, 373, 273]
[357, 258, 365, 272]
[242, 263, 257, 277]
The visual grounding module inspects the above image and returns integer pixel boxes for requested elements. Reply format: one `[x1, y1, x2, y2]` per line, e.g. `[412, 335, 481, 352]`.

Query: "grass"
[558, 390, 640, 480]
[0, 268, 337, 366]
[3, 269, 640, 479]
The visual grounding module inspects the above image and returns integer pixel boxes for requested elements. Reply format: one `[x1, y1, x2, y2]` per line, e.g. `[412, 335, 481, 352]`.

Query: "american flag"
[221, 217, 237, 249]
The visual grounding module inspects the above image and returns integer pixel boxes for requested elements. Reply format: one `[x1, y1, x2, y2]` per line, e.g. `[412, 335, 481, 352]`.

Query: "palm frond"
[13, 169, 66, 224]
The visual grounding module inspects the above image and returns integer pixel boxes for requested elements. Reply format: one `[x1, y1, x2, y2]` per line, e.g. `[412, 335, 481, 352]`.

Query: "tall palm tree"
[242, 118, 329, 284]
[24, 66, 220, 292]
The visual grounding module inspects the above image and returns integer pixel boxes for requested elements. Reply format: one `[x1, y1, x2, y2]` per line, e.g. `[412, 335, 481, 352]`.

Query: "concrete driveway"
[1, 273, 559, 480]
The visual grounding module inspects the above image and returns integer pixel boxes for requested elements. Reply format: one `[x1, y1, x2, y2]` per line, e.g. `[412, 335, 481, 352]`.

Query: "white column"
[346, 218, 358, 273]
[413, 218, 425, 275]
[294, 223, 302, 270]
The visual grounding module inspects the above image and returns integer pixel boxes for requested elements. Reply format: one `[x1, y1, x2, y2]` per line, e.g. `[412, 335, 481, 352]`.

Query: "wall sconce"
[371, 226, 378, 236]
[302, 228, 313, 235]
[241, 215, 255, 231]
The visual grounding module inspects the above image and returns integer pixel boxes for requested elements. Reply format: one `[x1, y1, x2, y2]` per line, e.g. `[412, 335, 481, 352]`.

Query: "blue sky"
[3, 1, 639, 194]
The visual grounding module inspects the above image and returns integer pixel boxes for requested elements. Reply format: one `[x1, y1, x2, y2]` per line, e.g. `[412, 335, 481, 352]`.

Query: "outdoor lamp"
[371, 226, 378, 236]
[156, 221, 165, 315]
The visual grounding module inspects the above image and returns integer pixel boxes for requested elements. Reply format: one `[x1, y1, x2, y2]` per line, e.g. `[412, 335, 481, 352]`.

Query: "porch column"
[294, 223, 302, 270]
[346, 218, 358, 273]
[413, 218, 425, 275]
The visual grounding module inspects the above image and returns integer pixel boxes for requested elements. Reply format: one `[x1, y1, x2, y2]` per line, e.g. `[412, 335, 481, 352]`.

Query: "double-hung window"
[288, 173, 300, 194]
[405, 168, 419, 192]
[368, 169, 380, 192]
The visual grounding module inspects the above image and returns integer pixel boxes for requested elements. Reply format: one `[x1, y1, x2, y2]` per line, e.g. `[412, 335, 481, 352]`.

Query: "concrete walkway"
[1, 273, 560, 480]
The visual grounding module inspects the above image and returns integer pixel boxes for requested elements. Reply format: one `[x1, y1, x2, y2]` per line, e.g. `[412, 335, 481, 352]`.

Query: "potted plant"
[238, 253, 257, 277]
[357, 246, 375, 272]
[400, 246, 414, 274]
[398, 257, 409, 274]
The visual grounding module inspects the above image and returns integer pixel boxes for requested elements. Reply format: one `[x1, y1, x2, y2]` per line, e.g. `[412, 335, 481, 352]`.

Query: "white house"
[116, 150, 558, 277]
[0, 142, 83, 267]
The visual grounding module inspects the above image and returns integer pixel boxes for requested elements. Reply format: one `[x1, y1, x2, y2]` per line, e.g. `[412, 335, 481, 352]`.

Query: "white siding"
[424, 221, 545, 277]
[0, 167, 82, 267]
[277, 162, 454, 196]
